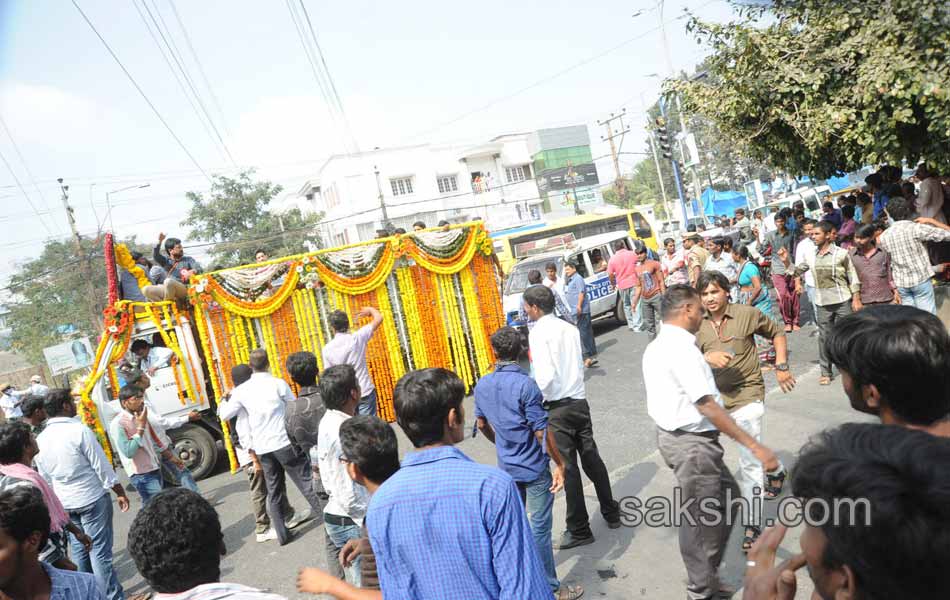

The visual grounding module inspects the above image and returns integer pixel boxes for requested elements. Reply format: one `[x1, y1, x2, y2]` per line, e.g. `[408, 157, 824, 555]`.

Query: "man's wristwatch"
[775, 363, 789, 372]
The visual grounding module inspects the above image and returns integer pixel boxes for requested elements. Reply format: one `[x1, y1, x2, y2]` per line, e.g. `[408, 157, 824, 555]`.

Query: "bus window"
[631, 212, 652, 239]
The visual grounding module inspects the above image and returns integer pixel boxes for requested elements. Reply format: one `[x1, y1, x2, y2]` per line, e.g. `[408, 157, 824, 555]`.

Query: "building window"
[437, 175, 458, 194]
[390, 176, 414, 196]
[505, 165, 531, 183]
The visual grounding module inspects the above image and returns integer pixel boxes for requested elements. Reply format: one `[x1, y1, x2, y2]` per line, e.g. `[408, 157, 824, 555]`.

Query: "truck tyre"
[168, 424, 218, 481]
[614, 298, 628, 325]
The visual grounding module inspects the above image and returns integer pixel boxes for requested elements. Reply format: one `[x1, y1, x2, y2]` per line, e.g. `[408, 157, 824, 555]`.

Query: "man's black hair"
[856, 192, 871, 205]
[544, 262, 557, 271]
[119, 385, 145, 404]
[695, 271, 730, 295]
[412, 220, 426, 229]
[128, 488, 224, 594]
[328, 309, 350, 333]
[489, 327, 522, 362]
[854, 223, 877, 240]
[124, 368, 147, 385]
[527, 269, 542, 285]
[816, 220, 835, 235]
[339, 416, 400, 484]
[660, 284, 699, 321]
[522, 285, 555, 315]
[20, 395, 43, 419]
[43, 388, 73, 418]
[393, 368, 464, 448]
[686, 224, 697, 232]
[613, 240, 627, 252]
[0, 421, 32, 465]
[803, 218, 819, 227]
[564, 259, 579, 270]
[0, 486, 50, 550]
[885, 196, 914, 221]
[393, 227, 406, 235]
[635, 243, 647, 255]
[865, 172, 883, 189]
[825, 305, 950, 425]
[131, 339, 151, 354]
[319, 364, 359, 411]
[255, 248, 267, 257]
[663, 237, 675, 246]
[841, 205, 855, 219]
[231, 364, 252, 387]
[248, 349, 269, 372]
[163, 237, 182, 252]
[822, 201, 835, 210]
[437, 220, 450, 227]
[883, 182, 904, 199]
[792, 423, 950, 599]
[286, 351, 318, 387]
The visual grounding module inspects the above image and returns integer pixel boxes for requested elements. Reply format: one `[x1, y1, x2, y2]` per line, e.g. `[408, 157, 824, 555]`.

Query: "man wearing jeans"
[108, 386, 178, 505]
[643, 285, 780, 600]
[878, 197, 950, 314]
[563, 261, 597, 368]
[316, 365, 369, 586]
[217, 349, 324, 546]
[694, 272, 794, 552]
[606, 239, 641, 331]
[322, 307, 383, 416]
[475, 327, 582, 599]
[759, 212, 798, 331]
[633, 245, 666, 339]
[524, 285, 620, 550]
[788, 221, 861, 385]
[34, 389, 131, 600]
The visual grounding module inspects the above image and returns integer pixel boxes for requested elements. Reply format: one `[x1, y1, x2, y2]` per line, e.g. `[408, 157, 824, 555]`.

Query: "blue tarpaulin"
[823, 175, 852, 192]
[701, 188, 748, 218]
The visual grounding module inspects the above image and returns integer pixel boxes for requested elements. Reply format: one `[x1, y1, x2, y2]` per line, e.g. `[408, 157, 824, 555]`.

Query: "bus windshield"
[504, 258, 561, 295]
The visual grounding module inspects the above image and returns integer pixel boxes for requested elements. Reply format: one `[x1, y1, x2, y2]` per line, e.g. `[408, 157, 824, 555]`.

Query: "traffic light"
[655, 117, 673, 159]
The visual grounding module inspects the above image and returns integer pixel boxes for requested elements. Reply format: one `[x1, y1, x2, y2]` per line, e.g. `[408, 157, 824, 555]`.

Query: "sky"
[0, 0, 736, 291]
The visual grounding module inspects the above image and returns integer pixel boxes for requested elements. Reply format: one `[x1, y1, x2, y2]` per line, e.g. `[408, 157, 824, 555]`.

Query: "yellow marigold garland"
[114, 244, 151, 290]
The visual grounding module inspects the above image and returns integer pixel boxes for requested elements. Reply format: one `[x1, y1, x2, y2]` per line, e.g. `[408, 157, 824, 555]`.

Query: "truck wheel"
[169, 424, 218, 481]
[614, 299, 628, 325]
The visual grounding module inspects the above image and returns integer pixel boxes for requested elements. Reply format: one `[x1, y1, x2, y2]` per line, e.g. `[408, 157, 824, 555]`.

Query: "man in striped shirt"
[877, 197, 950, 314]
[783, 221, 861, 386]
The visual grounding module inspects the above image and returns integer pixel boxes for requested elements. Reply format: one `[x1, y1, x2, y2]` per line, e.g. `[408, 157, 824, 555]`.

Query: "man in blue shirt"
[0, 487, 106, 600]
[563, 261, 597, 368]
[368, 368, 551, 600]
[475, 327, 581, 600]
[866, 172, 888, 220]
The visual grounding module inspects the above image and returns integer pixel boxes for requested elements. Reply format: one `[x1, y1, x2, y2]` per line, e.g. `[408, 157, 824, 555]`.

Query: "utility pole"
[646, 130, 672, 221]
[373, 166, 391, 232]
[565, 163, 584, 216]
[59, 178, 102, 330]
[598, 108, 630, 205]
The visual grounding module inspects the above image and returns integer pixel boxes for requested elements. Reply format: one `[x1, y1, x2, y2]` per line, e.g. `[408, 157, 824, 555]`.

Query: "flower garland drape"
[189, 223, 503, 424]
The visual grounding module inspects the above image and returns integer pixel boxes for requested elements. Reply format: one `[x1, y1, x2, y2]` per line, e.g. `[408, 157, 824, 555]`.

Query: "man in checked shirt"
[877, 196, 950, 314]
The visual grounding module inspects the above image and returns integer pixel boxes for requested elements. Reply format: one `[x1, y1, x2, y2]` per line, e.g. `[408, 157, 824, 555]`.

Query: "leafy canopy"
[670, 0, 950, 178]
[182, 171, 323, 267]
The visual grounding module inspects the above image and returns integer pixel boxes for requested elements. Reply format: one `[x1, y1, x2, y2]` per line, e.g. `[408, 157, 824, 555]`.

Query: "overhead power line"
[0, 147, 55, 237]
[0, 113, 61, 236]
[71, 0, 212, 183]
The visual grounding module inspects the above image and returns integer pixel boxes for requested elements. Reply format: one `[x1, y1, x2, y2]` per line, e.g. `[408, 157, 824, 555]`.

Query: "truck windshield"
[505, 259, 559, 295]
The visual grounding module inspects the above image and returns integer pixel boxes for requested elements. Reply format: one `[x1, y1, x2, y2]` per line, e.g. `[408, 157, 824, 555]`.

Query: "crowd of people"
[3, 167, 950, 599]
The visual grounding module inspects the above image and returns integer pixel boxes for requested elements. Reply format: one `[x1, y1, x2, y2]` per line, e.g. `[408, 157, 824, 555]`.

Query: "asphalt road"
[108, 300, 845, 599]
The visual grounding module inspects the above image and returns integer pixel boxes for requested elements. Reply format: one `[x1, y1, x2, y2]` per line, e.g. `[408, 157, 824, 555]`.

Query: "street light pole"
[566, 164, 583, 215]
[105, 183, 151, 233]
[373, 166, 390, 231]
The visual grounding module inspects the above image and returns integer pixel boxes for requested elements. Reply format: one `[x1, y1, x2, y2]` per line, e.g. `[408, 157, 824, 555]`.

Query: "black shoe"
[557, 532, 595, 550]
[606, 519, 622, 529]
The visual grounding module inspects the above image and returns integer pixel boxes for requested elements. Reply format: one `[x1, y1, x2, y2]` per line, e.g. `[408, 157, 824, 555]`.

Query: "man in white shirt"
[642, 285, 780, 600]
[25, 375, 49, 397]
[217, 349, 323, 546]
[34, 389, 131, 600]
[131, 339, 175, 376]
[523, 285, 620, 550]
[321, 307, 383, 416]
[0, 384, 21, 420]
[793, 219, 819, 324]
[316, 364, 369, 586]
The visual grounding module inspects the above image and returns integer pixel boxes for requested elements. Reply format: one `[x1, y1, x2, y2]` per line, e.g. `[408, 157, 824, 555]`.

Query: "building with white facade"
[297, 132, 547, 246]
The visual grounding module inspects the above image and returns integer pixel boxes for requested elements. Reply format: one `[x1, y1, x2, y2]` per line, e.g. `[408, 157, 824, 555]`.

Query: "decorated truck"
[78, 223, 505, 479]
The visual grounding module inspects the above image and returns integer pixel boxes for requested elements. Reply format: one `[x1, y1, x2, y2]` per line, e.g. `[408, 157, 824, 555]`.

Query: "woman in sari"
[733, 245, 776, 365]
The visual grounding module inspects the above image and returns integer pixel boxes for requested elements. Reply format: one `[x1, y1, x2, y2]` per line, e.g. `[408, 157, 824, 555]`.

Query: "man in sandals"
[643, 285, 782, 600]
[694, 272, 794, 552]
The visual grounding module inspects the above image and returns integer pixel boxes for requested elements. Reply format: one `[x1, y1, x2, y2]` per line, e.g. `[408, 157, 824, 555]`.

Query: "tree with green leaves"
[182, 171, 323, 267]
[6, 236, 147, 365]
[671, 0, 950, 178]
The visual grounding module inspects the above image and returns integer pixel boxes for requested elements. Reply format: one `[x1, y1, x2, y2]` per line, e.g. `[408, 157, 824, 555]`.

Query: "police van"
[503, 231, 636, 330]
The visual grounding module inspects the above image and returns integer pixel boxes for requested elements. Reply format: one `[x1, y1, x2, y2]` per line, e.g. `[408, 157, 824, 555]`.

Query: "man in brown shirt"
[683, 233, 709, 286]
[694, 271, 796, 552]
